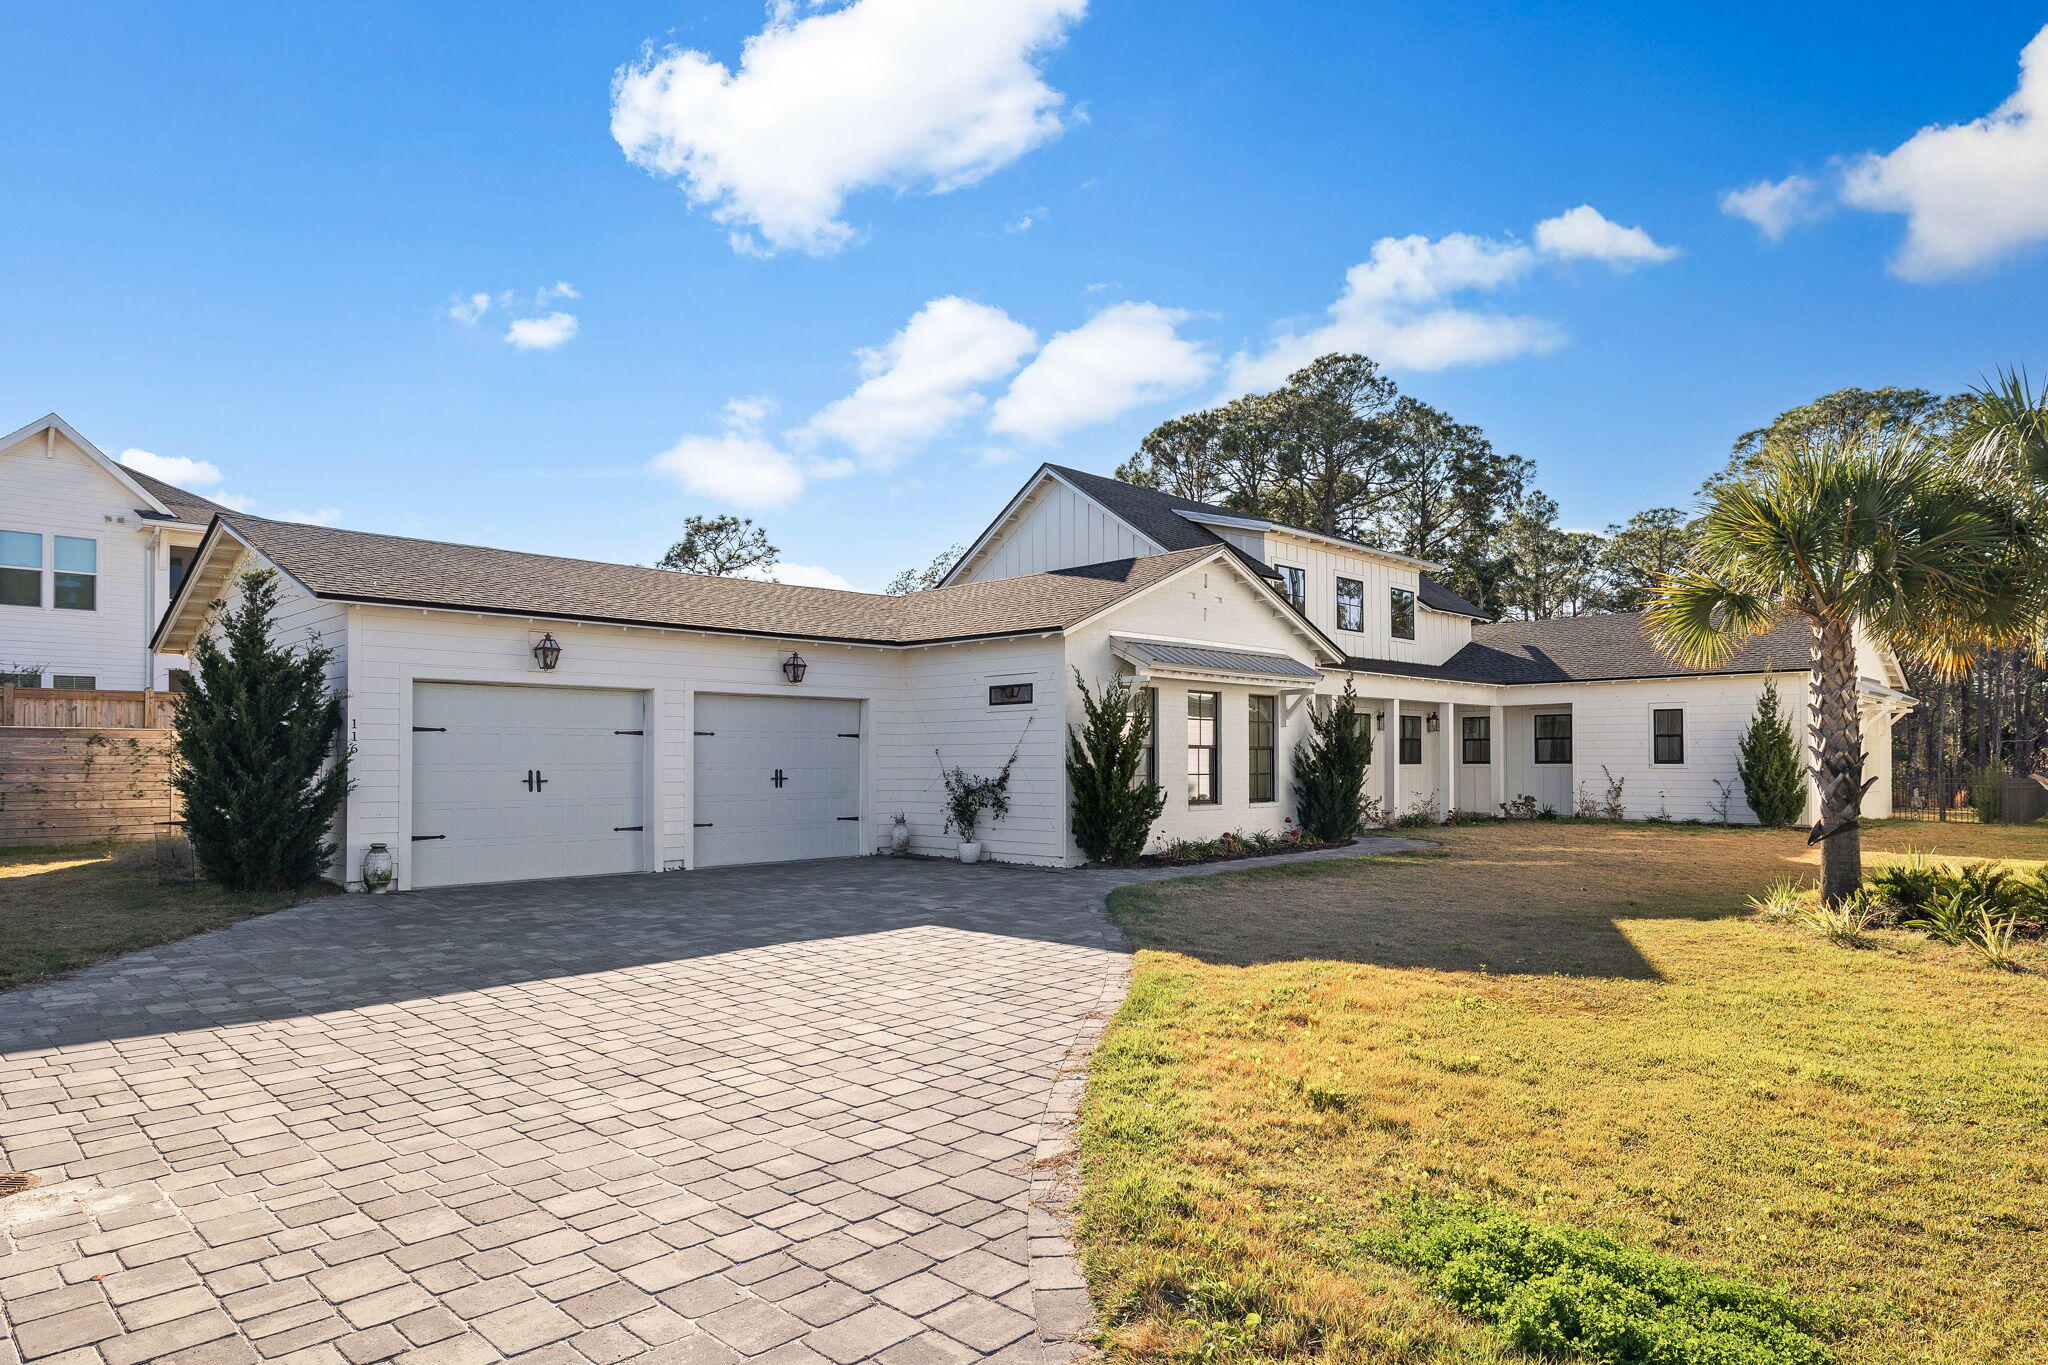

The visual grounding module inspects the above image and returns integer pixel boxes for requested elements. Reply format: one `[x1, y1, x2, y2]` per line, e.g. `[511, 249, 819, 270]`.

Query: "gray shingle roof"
[212, 513, 1223, 645]
[1045, 464, 1489, 617]
[129, 470, 227, 524]
[1344, 612, 1814, 686]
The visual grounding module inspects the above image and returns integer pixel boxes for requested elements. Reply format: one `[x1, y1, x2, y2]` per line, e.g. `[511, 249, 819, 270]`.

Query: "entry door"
[410, 683, 646, 889]
[692, 694, 862, 868]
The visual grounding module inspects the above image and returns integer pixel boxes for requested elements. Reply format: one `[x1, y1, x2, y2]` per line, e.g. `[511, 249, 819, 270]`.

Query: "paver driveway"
[0, 843, 1420, 1365]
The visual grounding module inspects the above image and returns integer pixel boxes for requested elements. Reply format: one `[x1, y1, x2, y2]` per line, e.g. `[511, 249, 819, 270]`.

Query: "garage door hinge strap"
[614, 825, 643, 832]
[837, 816, 860, 821]
[838, 732, 860, 737]
[694, 730, 715, 736]
[411, 834, 446, 841]
[615, 730, 643, 735]
[694, 822, 714, 828]
[412, 726, 446, 732]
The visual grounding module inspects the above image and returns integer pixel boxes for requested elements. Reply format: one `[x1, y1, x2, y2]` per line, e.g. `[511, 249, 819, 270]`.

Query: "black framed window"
[169, 546, 195, 595]
[168, 669, 193, 694]
[1335, 576, 1364, 631]
[0, 671, 42, 689]
[1278, 565, 1306, 612]
[1461, 714, 1491, 764]
[52, 674, 96, 690]
[0, 530, 41, 608]
[988, 682, 1033, 706]
[1141, 686, 1158, 787]
[1653, 708, 1685, 764]
[1187, 691, 1219, 804]
[1390, 586, 1416, 640]
[1534, 713, 1572, 764]
[1399, 714, 1423, 765]
[1248, 695, 1276, 802]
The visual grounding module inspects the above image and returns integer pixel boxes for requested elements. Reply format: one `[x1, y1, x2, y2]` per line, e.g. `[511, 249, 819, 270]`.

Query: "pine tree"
[1293, 681, 1375, 841]
[1736, 676, 1805, 828]
[173, 569, 350, 890]
[1066, 671, 1165, 865]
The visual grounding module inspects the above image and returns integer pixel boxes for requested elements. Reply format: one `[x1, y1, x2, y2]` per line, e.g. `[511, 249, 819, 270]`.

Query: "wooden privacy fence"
[0, 687, 177, 729]
[0, 728, 180, 846]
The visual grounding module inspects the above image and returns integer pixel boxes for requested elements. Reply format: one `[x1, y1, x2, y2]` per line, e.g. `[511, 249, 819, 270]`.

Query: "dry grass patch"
[0, 840, 332, 991]
[1079, 821, 2048, 1365]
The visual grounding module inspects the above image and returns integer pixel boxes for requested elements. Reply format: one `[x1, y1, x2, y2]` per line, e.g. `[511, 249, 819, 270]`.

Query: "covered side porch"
[1334, 672, 1572, 823]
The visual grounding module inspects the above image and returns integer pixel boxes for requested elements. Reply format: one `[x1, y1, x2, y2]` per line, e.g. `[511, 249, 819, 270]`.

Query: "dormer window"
[1390, 587, 1416, 640]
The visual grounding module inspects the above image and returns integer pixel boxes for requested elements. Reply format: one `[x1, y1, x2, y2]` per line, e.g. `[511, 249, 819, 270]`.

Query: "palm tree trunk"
[1811, 617, 1865, 905]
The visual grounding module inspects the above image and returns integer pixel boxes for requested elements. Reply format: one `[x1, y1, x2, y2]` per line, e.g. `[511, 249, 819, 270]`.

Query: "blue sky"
[6, 2, 2047, 590]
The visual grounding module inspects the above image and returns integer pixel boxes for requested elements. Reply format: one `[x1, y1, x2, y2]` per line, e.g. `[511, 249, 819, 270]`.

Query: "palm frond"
[1645, 571, 1781, 667]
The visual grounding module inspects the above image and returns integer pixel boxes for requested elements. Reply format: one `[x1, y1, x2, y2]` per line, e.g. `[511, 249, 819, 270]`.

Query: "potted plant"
[942, 759, 1014, 863]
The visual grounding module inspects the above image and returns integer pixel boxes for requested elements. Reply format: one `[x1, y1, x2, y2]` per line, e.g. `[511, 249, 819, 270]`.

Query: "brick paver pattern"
[0, 842, 1420, 1365]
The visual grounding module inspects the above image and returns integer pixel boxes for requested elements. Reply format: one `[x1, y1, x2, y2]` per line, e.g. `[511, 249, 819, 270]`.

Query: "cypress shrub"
[1067, 671, 1166, 865]
[1736, 676, 1805, 828]
[1294, 682, 1375, 842]
[173, 569, 350, 890]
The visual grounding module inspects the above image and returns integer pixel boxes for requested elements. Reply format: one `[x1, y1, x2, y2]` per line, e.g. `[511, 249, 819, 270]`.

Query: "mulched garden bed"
[1090, 835, 1359, 870]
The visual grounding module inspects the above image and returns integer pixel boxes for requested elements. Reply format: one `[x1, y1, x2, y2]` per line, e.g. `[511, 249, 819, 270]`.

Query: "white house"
[1, 413, 222, 691]
[137, 457, 1916, 893]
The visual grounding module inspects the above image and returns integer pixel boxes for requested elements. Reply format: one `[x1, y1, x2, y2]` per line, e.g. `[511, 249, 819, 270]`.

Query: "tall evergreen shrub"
[1294, 682, 1375, 842]
[1736, 676, 1805, 828]
[1066, 671, 1166, 865]
[173, 569, 350, 890]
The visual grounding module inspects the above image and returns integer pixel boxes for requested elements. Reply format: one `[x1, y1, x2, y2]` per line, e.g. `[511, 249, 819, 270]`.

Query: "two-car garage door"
[408, 684, 862, 888]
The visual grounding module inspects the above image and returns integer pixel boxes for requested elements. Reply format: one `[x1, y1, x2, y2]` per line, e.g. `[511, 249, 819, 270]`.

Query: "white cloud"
[989, 302, 1213, 444]
[211, 491, 257, 512]
[448, 292, 493, 324]
[734, 561, 858, 591]
[1228, 231, 1558, 389]
[648, 397, 810, 509]
[610, 0, 1087, 255]
[1534, 204, 1680, 266]
[1005, 206, 1047, 233]
[1840, 24, 2048, 278]
[801, 297, 1036, 465]
[536, 280, 580, 304]
[1718, 174, 1828, 241]
[276, 507, 344, 527]
[506, 312, 580, 350]
[119, 448, 223, 488]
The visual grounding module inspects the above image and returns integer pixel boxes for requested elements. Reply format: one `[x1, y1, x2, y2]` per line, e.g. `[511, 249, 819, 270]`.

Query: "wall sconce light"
[781, 651, 809, 684]
[1374, 710, 1386, 730]
[532, 633, 562, 671]
[1426, 711, 1441, 733]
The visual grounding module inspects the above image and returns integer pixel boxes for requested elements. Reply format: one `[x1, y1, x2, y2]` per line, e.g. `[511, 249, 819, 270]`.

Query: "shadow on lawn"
[1108, 843, 1775, 980]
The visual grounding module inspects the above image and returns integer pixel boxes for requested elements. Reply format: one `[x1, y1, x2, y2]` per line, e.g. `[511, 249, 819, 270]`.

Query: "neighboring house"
[1, 413, 223, 691]
[148, 459, 1916, 892]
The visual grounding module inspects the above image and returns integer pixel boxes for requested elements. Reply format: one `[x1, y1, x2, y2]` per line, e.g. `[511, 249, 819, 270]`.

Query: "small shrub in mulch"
[1090, 826, 1355, 870]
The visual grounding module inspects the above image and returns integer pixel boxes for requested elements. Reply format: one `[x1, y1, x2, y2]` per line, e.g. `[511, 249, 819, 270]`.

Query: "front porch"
[1346, 693, 1575, 823]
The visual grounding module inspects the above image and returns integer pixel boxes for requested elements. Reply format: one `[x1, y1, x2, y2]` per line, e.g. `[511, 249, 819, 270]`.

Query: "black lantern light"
[532, 632, 562, 671]
[781, 651, 808, 684]
[1426, 711, 1441, 733]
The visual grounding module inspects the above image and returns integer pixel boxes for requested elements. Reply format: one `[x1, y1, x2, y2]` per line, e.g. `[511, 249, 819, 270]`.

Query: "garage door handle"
[412, 834, 445, 841]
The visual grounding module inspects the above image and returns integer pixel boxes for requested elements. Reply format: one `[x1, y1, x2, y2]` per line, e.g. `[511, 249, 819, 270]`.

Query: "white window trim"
[0, 529, 45, 610]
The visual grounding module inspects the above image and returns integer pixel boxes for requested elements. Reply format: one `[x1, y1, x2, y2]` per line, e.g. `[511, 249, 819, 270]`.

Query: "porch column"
[1436, 702, 1457, 820]
[1380, 695, 1402, 825]
[1488, 703, 1507, 815]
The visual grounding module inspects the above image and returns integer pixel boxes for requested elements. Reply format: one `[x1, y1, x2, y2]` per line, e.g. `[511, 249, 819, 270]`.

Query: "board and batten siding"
[953, 479, 1159, 583]
[337, 604, 1073, 889]
[0, 428, 178, 689]
[1256, 529, 1473, 664]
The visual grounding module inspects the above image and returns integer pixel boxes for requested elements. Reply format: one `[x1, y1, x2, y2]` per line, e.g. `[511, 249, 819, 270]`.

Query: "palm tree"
[1956, 368, 2048, 494]
[1648, 428, 2038, 905]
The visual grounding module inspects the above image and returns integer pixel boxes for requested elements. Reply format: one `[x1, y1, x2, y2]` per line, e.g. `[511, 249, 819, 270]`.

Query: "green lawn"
[1078, 820, 2048, 1365]
[0, 841, 331, 991]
